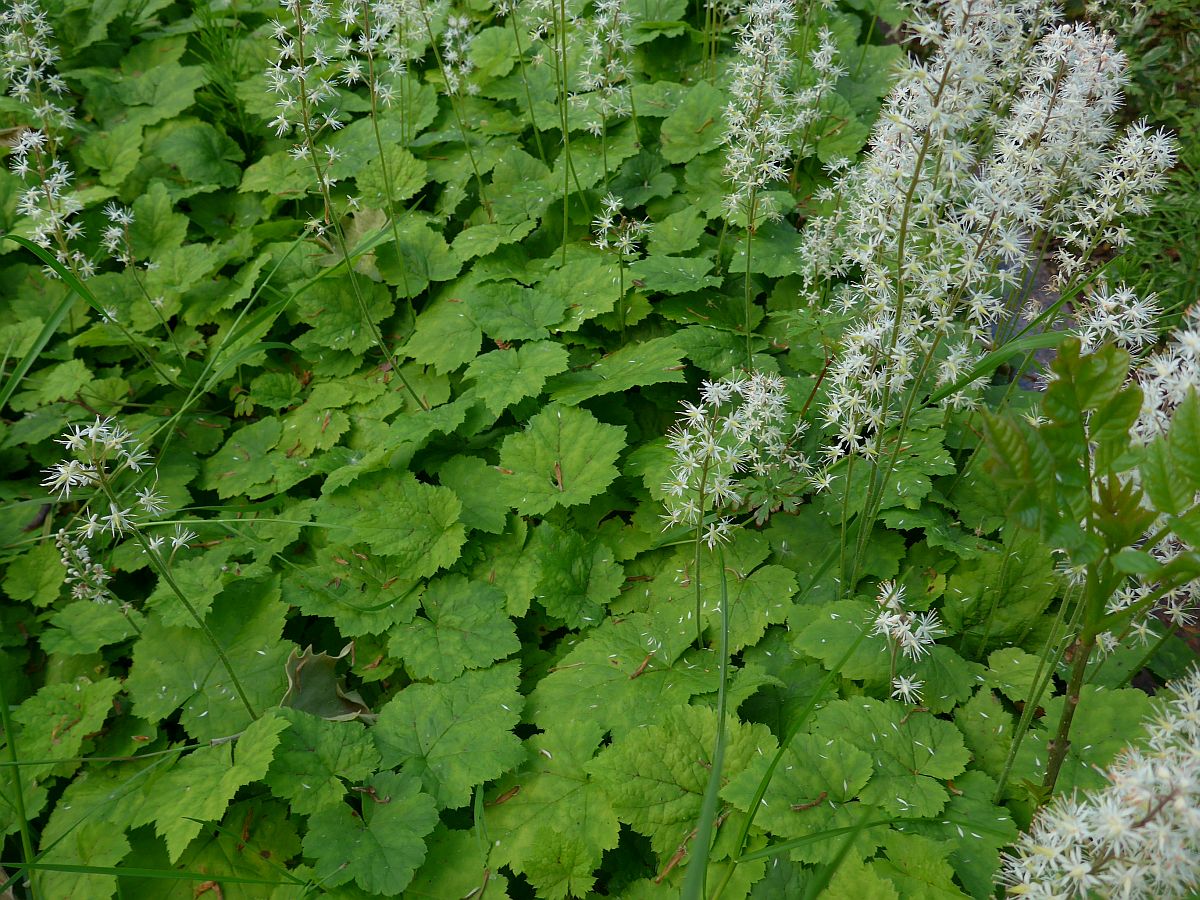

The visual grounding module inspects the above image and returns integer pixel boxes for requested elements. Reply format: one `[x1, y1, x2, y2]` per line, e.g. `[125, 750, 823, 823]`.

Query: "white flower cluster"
[870, 578, 944, 666]
[999, 665, 1200, 898]
[1, 3, 95, 279]
[267, 0, 456, 192]
[1132, 304, 1200, 444]
[266, 0, 347, 145]
[10, 130, 90, 277]
[1076, 282, 1162, 353]
[440, 12, 477, 96]
[99, 201, 136, 266]
[1094, 307, 1200, 655]
[722, 0, 841, 220]
[592, 192, 648, 258]
[42, 417, 195, 591]
[337, 0, 430, 106]
[56, 529, 114, 604]
[662, 372, 807, 547]
[577, 0, 633, 126]
[797, 0, 1175, 461]
[519, 0, 579, 53]
[0, 0, 73, 128]
[42, 417, 151, 502]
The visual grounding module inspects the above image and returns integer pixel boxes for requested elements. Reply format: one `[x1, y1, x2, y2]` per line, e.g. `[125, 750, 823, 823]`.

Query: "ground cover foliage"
[1, 0, 1199, 897]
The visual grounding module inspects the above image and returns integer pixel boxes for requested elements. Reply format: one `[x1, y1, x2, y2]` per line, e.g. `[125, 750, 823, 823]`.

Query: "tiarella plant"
[0, 0, 1198, 897]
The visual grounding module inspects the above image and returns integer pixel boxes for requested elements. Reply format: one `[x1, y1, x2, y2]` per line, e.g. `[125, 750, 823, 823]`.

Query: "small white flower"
[102, 502, 136, 536]
[171, 525, 197, 550]
[135, 487, 166, 516]
[891, 675, 924, 705]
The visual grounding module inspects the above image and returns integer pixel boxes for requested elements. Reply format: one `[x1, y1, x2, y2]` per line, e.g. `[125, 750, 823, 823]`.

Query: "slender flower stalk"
[265, 0, 430, 410]
[592, 192, 648, 340]
[42, 417, 256, 718]
[406, 0, 494, 220]
[723, 2, 840, 364]
[339, 0, 414, 297]
[795, 0, 1175, 599]
[662, 373, 806, 645]
[498, 0, 548, 161]
[576, 0, 636, 167]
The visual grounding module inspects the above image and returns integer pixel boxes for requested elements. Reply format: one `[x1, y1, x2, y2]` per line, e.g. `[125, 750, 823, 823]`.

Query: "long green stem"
[743, 188, 757, 368]
[415, 0, 495, 222]
[728, 626, 869, 861]
[362, 5, 413, 300]
[681, 546, 730, 900]
[1042, 626, 1097, 793]
[993, 580, 1080, 802]
[102, 491, 259, 721]
[692, 463, 711, 650]
[508, 10, 548, 163]
[0, 677, 36, 899]
[289, 3, 429, 412]
[558, 0, 571, 264]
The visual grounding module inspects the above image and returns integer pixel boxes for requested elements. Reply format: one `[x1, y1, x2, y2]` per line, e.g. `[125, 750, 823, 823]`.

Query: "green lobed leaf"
[658, 81, 726, 164]
[136, 711, 289, 862]
[125, 576, 293, 740]
[263, 707, 381, 815]
[544, 336, 687, 405]
[12, 677, 122, 783]
[464, 281, 569, 341]
[388, 575, 519, 682]
[485, 722, 621, 900]
[372, 661, 525, 809]
[587, 704, 777, 860]
[303, 772, 439, 895]
[315, 471, 467, 580]
[465, 341, 570, 415]
[810, 698, 971, 819]
[496, 403, 626, 516]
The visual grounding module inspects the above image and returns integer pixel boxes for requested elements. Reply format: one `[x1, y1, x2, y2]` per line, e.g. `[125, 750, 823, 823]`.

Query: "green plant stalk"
[681, 545, 730, 900]
[704, 0, 712, 78]
[0, 677, 36, 899]
[150, 235, 307, 463]
[558, 0, 572, 264]
[126, 255, 188, 370]
[0, 249, 76, 410]
[1041, 624, 1098, 793]
[0, 751, 181, 897]
[98, 482, 258, 721]
[601, 117, 610, 192]
[837, 452, 857, 594]
[742, 191, 757, 369]
[692, 461, 712, 649]
[729, 627, 868, 859]
[993, 580, 1082, 802]
[853, 3, 878, 78]
[3, 862, 289, 887]
[306, 161, 429, 412]
[508, 9, 548, 163]
[627, 86, 643, 148]
[843, 336, 943, 595]
[840, 63, 954, 594]
[361, 3, 413, 300]
[286, 2, 429, 413]
[618, 248, 628, 341]
[415, 0, 495, 222]
[3, 235, 184, 392]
